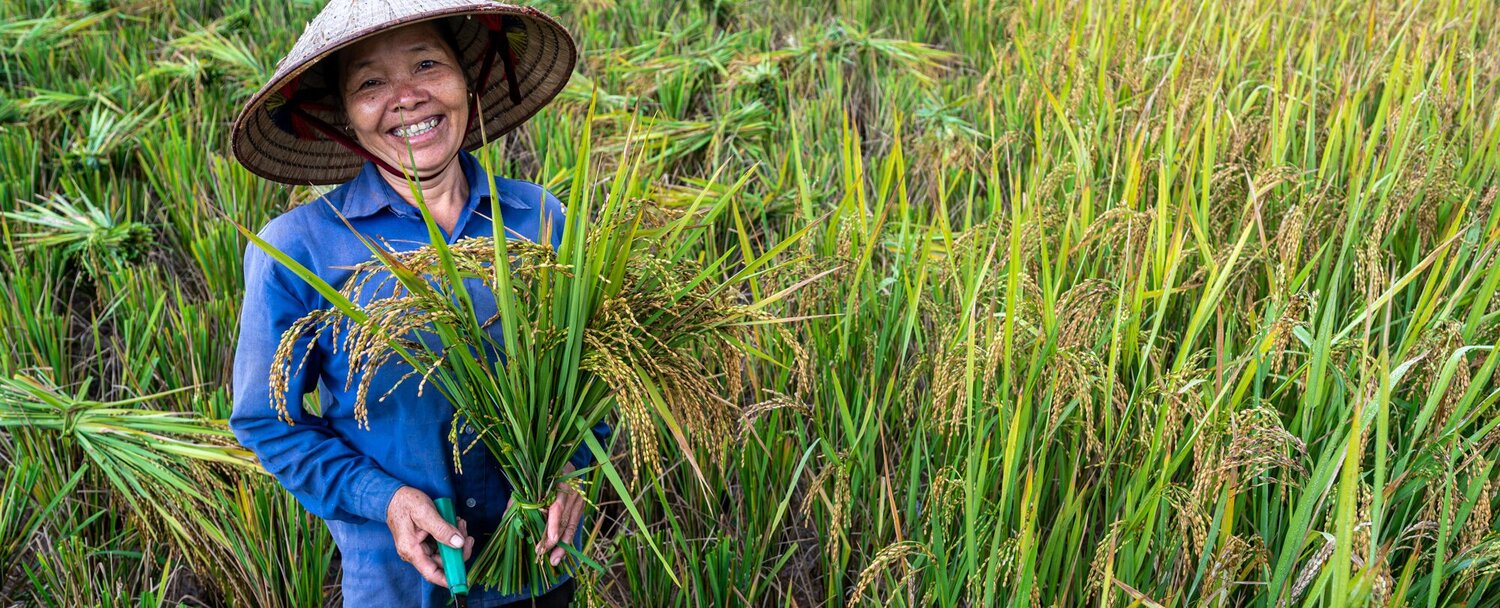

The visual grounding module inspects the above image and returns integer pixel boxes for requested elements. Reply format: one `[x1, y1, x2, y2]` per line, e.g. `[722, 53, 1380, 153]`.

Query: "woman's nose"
[389, 79, 430, 113]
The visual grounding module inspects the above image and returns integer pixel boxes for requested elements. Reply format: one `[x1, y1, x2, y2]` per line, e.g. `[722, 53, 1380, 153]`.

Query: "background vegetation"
[3, 0, 1499, 606]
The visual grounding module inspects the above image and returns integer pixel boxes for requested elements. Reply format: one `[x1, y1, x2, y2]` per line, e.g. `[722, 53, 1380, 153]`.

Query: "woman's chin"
[383, 148, 461, 179]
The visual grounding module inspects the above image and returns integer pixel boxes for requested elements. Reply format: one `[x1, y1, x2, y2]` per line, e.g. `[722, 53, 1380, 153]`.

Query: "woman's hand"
[385, 486, 474, 587]
[535, 462, 583, 566]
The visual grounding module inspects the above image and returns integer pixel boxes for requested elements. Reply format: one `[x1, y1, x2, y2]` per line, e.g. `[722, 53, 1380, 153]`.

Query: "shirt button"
[465, 498, 477, 508]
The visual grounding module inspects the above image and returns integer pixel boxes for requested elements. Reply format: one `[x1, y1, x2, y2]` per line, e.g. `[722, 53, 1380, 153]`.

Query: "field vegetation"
[2, 0, 1499, 606]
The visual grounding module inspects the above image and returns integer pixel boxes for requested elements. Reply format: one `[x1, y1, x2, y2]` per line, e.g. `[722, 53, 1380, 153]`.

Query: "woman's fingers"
[432, 518, 475, 569]
[386, 488, 456, 587]
[548, 491, 584, 566]
[534, 465, 586, 564]
[561, 496, 582, 545]
[413, 539, 449, 587]
[538, 492, 567, 556]
[459, 518, 474, 560]
[534, 483, 586, 565]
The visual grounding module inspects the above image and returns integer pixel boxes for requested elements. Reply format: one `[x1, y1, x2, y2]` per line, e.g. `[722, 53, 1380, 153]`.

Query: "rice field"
[2, 0, 1499, 606]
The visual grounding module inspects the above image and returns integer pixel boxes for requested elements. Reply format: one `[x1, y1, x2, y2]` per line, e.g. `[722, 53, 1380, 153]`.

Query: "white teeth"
[393, 117, 439, 138]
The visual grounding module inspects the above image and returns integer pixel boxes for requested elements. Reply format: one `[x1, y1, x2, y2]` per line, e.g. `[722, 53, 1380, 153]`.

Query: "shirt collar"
[338, 150, 534, 220]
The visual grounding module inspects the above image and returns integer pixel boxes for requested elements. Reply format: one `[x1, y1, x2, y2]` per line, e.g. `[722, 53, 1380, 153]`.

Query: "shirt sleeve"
[230, 226, 406, 524]
[537, 186, 615, 470]
[568, 421, 614, 469]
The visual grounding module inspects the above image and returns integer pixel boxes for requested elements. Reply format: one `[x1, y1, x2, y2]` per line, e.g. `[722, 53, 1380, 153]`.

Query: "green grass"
[2, 0, 1499, 606]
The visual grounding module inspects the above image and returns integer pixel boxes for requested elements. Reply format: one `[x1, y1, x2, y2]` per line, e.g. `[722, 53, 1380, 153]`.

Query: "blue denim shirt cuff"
[347, 467, 407, 523]
[567, 448, 593, 470]
[567, 422, 612, 470]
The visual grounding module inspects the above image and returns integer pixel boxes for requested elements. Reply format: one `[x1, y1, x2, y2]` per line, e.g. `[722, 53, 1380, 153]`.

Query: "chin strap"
[283, 103, 408, 178]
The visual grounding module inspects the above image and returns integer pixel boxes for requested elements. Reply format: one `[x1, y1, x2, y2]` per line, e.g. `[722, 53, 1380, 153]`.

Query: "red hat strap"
[285, 104, 415, 180]
[275, 75, 410, 178]
[469, 15, 525, 131]
[469, 34, 496, 126]
[495, 22, 524, 106]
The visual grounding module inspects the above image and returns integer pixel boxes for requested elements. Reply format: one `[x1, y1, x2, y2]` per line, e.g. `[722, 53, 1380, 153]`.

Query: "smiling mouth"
[390, 116, 441, 138]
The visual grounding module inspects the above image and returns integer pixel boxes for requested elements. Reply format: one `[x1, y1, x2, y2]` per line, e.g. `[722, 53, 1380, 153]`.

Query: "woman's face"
[337, 22, 468, 177]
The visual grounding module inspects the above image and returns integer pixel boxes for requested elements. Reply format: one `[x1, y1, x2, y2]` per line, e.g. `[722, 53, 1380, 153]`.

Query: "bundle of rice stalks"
[2, 193, 153, 278]
[241, 116, 816, 594]
[0, 373, 257, 546]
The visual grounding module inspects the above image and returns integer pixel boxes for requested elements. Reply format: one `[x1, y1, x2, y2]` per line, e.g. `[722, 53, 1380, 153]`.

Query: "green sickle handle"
[433, 497, 470, 596]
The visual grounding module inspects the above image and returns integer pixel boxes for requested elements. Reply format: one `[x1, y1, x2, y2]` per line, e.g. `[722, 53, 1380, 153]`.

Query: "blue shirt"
[231, 150, 609, 608]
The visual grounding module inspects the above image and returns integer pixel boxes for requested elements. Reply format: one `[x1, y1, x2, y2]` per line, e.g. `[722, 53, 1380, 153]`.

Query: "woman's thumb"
[415, 505, 464, 548]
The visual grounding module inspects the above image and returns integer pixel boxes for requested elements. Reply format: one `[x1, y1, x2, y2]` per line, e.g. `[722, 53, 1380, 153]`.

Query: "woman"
[227, 2, 605, 606]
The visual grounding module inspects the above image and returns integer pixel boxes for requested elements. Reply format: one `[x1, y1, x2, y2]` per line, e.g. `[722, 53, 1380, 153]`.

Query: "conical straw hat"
[231, 0, 575, 185]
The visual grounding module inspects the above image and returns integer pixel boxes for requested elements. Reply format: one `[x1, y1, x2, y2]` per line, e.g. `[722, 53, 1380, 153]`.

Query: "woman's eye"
[417, 59, 437, 71]
[358, 79, 380, 90]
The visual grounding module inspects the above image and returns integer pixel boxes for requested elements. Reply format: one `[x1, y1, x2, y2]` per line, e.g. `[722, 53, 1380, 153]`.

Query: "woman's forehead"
[339, 22, 449, 73]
